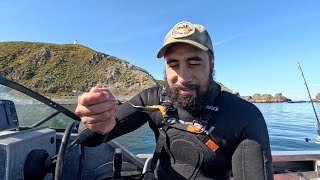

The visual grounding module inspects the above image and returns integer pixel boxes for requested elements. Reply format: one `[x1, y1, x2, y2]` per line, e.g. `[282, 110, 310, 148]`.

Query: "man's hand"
[75, 87, 116, 135]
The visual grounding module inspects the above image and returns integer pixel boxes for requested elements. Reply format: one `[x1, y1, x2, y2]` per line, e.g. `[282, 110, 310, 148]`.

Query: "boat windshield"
[0, 84, 75, 130]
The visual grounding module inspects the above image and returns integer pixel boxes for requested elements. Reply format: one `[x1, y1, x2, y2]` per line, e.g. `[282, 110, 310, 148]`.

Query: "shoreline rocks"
[52, 93, 293, 105]
[51, 95, 131, 105]
[241, 93, 291, 103]
[316, 93, 320, 102]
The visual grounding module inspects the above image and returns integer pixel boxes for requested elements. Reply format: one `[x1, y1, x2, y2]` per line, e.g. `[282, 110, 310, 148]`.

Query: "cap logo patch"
[171, 21, 195, 38]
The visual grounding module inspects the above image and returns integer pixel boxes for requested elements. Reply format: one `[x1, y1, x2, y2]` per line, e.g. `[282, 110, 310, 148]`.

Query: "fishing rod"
[298, 62, 320, 142]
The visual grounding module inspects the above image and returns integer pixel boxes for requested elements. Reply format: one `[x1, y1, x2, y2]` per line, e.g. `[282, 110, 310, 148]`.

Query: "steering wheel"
[54, 121, 80, 180]
[0, 78, 84, 180]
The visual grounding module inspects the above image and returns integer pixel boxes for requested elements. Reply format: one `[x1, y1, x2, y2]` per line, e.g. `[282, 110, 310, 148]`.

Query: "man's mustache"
[171, 84, 200, 90]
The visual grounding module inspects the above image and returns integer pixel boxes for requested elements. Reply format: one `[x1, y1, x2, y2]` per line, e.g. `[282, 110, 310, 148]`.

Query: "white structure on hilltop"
[73, 40, 78, 44]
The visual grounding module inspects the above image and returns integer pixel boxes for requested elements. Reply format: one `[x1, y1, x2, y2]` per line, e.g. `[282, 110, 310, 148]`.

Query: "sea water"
[1, 85, 320, 154]
[115, 102, 320, 154]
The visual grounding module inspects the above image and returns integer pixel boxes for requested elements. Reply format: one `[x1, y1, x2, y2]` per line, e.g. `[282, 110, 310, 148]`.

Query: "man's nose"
[178, 67, 193, 85]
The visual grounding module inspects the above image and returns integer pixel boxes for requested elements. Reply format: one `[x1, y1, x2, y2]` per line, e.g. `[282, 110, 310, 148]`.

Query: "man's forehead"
[165, 45, 207, 59]
[166, 43, 204, 53]
[165, 43, 206, 58]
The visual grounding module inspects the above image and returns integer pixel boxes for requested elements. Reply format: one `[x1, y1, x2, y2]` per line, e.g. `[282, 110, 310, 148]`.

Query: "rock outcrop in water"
[241, 93, 291, 103]
[316, 93, 320, 102]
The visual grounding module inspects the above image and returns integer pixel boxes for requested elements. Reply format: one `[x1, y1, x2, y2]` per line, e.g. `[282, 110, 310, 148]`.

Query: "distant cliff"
[0, 42, 157, 97]
[241, 93, 291, 103]
[316, 93, 320, 102]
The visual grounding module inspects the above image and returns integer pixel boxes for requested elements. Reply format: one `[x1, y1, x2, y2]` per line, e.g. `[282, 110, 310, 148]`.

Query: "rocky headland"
[316, 93, 320, 102]
[241, 93, 291, 103]
[0, 42, 316, 103]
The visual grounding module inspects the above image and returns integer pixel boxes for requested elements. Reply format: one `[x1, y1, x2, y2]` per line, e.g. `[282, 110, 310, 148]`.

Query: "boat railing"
[273, 151, 320, 179]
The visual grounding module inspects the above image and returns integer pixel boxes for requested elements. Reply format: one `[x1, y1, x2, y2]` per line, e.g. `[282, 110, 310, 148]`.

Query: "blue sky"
[1, 1, 319, 101]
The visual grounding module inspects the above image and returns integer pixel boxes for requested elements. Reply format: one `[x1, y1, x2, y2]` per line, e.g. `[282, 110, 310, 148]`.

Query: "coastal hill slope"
[0, 42, 293, 102]
[0, 42, 157, 97]
[0, 42, 240, 98]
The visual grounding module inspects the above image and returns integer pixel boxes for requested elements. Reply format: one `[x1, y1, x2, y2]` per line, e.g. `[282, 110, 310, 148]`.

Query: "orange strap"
[186, 124, 201, 133]
[187, 125, 219, 151]
[205, 139, 219, 151]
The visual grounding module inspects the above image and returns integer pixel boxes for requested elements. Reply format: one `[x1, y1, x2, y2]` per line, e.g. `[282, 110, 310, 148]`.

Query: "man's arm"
[232, 108, 274, 180]
[76, 87, 161, 146]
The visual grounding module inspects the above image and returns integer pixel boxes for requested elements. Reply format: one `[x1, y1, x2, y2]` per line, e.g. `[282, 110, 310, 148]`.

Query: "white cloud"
[214, 32, 249, 46]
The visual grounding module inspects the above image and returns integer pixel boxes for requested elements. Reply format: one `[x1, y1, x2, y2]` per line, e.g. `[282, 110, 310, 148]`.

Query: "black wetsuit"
[79, 82, 273, 180]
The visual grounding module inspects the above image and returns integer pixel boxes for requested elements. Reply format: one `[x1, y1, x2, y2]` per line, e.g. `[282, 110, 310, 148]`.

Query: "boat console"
[0, 100, 19, 131]
[0, 126, 56, 179]
[0, 77, 144, 179]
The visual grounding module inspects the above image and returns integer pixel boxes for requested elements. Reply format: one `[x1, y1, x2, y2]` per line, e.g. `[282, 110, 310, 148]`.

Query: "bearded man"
[76, 21, 274, 180]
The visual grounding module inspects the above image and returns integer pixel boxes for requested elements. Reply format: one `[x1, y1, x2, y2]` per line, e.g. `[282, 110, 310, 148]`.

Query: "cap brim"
[157, 39, 209, 58]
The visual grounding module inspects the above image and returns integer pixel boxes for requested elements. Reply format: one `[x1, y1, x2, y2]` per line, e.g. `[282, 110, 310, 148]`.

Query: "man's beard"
[165, 71, 215, 112]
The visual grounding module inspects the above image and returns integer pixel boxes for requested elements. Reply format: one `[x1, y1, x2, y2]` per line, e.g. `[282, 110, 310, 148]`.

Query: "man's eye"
[168, 63, 178, 67]
[188, 60, 201, 66]
[189, 63, 200, 66]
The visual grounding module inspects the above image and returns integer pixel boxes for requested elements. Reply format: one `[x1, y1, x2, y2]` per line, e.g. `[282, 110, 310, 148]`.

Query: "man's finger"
[75, 101, 116, 117]
[99, 88, 114, 100]
[78, 90, 111, 107]
[90, 87, 113, 99]
[81, 111, 115, 124]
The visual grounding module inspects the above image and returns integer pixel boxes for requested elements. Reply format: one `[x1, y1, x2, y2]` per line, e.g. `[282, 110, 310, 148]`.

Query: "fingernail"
[102, 91, 110, 100]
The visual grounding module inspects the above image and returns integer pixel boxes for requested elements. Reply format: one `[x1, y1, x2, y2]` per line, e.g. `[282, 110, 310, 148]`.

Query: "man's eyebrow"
[166, 58, 178, 64]
[186, 56, 203, 61]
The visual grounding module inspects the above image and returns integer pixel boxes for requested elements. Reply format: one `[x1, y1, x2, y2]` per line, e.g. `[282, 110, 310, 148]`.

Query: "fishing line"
[298, 62, 320, 142]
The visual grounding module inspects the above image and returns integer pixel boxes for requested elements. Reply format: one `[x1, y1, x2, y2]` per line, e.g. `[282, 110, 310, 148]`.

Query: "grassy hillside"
[0, 42, 158, 97]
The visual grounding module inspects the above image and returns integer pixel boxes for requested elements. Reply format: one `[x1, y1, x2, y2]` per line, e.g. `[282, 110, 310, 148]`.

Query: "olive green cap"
[157, 21, 213, 58]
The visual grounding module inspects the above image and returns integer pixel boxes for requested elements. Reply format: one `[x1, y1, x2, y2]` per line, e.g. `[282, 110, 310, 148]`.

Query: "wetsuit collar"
[208, 80, 221, 104]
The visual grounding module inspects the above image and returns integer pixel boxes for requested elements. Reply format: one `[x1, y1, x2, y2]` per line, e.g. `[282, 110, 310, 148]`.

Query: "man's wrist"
[78, 123, 109, 147]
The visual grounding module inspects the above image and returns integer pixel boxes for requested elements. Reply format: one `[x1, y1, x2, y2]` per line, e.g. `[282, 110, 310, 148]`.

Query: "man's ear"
[211, 58, 214, 71]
